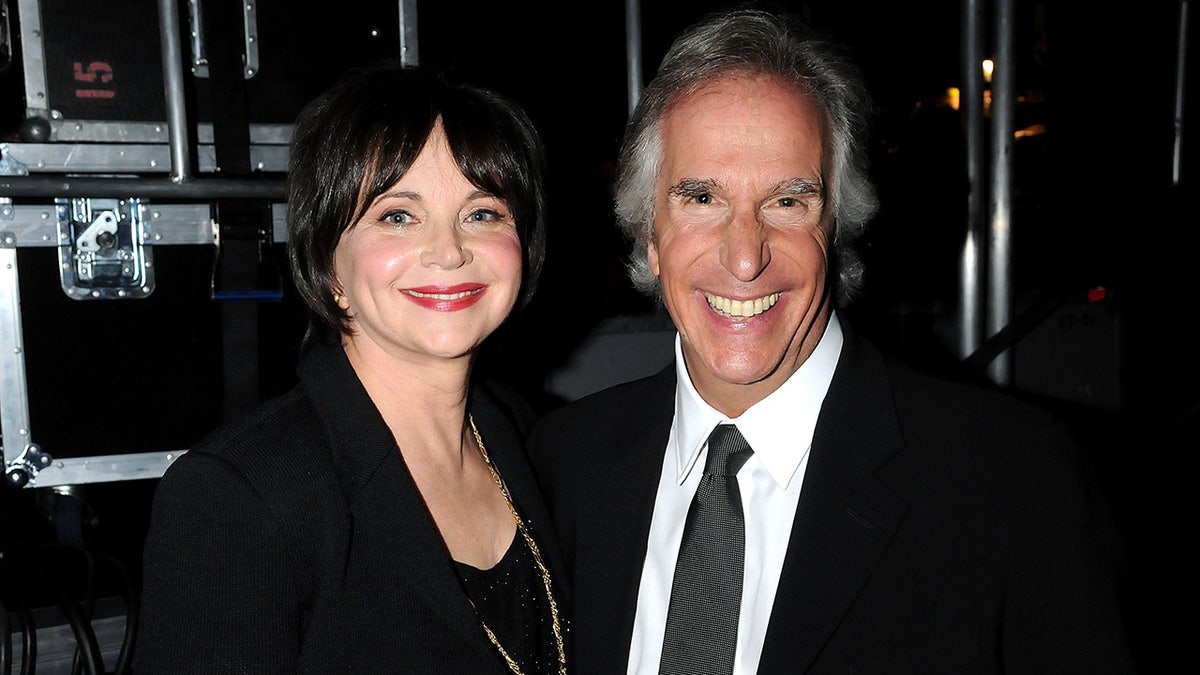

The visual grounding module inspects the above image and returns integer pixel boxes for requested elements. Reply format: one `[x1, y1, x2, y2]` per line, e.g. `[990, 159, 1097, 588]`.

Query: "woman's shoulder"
[193, 386, 321, 455]
[165, 386, 334, 497]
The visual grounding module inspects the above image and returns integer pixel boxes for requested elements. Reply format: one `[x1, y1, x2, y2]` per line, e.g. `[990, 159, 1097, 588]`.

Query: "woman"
[134, 64, 567, 674]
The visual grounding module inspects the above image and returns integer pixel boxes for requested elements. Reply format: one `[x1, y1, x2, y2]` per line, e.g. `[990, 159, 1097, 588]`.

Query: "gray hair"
[614, 8, 879, 307]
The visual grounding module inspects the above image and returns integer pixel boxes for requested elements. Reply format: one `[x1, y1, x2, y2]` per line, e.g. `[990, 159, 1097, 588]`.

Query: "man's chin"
[695, 351, 793, 387]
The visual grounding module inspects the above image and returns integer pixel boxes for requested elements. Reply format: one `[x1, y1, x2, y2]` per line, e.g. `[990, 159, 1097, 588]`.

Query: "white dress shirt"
[626, 313, 844, 675]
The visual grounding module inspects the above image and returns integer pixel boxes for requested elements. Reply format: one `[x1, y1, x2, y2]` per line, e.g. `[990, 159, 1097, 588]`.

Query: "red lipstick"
[401, 283, 486, 311]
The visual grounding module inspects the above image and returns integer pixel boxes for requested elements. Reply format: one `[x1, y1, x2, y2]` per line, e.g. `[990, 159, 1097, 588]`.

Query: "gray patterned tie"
[659, 423, 754, 675]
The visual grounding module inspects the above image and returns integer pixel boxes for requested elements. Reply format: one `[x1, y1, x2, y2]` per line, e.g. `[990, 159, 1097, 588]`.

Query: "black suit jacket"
[135, 335, 564, 674]
[530, 323, 1133, 674]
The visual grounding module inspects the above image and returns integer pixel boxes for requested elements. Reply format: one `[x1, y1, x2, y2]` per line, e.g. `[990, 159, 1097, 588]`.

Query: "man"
[529, 8, 1134, 675]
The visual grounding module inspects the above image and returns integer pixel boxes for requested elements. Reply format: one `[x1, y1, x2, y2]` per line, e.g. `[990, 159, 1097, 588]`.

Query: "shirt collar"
[673, 312, 844, 488]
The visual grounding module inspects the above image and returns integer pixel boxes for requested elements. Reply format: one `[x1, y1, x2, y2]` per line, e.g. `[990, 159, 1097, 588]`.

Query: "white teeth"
[407, 289, 481, 300]
[705, 292, 780, 318]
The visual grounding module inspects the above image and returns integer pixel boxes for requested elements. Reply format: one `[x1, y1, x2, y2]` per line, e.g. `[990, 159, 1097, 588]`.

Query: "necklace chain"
[468, 415, 567, 675]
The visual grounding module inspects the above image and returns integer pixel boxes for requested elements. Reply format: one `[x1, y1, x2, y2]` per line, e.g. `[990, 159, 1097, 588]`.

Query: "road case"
[0, 2, 412, 670]
[0, 0, 415, 491]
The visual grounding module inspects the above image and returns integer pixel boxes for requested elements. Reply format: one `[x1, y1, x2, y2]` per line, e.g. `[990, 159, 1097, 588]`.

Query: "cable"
[2, 590, 12, 674]
[1, 559, 39, 675]
[92, 552, 137, 675]
[18, 608, 35, 675]
[55, 579, 104, 675]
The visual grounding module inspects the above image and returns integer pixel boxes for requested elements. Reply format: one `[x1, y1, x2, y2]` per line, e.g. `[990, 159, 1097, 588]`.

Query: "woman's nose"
[420, 225, 472, 269]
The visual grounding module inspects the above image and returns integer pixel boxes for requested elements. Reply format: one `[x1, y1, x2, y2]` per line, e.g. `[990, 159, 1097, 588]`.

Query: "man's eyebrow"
[773, 177, 823, 196]
[667, 178, 721, 198]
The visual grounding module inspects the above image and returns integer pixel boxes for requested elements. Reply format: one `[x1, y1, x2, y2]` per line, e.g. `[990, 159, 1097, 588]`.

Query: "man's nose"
[420, 224, 472, 269]
[719, 209, 771, 281]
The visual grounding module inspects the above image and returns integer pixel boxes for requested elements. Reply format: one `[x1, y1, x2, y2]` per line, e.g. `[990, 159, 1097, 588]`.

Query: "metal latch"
[57, 197, 155, 299]
[3, 443, 52, 489]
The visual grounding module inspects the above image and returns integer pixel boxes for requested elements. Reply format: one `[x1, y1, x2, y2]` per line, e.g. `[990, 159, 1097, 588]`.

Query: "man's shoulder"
[874, 354, 1100, 486]
[884, 357, 1063, 433]
[536, 363, 675, 434]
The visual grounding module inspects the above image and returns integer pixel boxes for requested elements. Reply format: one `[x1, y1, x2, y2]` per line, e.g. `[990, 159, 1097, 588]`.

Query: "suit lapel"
[297, 337, 495, 659]
[346, 450, 495, 655]
[758, 330, 908, 673]
[575, 366, 676, 673]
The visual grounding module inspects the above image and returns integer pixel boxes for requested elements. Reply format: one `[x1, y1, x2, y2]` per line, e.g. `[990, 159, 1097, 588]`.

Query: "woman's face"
[332, 122, 523, 366]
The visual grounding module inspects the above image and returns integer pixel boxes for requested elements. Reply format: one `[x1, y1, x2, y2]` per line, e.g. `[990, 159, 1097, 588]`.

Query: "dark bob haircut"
[286, 62, 548, 348]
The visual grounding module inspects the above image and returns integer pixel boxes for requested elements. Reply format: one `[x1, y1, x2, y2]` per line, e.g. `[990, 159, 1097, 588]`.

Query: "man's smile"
[705, 291, 780, 318]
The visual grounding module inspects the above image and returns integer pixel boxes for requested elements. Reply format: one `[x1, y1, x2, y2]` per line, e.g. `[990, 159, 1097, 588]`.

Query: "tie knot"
[703, 424, 753, 477]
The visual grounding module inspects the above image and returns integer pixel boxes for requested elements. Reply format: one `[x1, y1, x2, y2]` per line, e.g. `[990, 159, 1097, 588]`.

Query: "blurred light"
[945, 87, 961, 111]
[1014, 123, 1046, 139]
[982, 59, 994, 84]
[1087, 287, 1108, 303]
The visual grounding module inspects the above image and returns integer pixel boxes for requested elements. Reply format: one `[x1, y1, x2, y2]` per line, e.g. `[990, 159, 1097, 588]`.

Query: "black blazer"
[529, 322, 1133, 674]
[134, 336, 565, 674]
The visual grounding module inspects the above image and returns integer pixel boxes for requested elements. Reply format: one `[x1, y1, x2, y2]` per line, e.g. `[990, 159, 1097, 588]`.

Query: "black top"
[456, 529, 560, 673]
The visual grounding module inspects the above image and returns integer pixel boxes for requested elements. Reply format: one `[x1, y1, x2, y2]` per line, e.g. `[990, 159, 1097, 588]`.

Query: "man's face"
[649, 73, 833, 416]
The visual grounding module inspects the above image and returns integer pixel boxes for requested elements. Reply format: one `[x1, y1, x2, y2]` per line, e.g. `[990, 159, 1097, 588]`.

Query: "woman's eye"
[383, 210, 412, 226]
[467, 208, 506, 224]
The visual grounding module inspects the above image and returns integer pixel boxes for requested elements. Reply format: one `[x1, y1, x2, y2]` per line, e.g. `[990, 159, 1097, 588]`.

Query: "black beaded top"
[456, 529, 559, 673]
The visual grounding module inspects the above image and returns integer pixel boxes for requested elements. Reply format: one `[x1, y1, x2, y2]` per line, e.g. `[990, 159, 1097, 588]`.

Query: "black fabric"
[456, 530, 558, 673]
[135, 336, 566, 673]
[528, 321, 1134, 674]
[661, 424, 753, 675]
[200, 0, 251, 175]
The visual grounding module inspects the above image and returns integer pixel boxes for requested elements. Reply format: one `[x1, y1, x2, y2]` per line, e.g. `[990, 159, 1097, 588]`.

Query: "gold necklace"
[468, 415, 567, 675]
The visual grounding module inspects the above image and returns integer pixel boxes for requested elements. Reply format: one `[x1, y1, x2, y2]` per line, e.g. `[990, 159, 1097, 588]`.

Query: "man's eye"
[693, 193, 712, 205]
[779, 197, 797, 208]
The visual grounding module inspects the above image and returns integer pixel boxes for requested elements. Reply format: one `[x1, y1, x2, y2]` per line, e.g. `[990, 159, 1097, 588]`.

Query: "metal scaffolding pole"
[158, 0, 192, 184]
[987, 0, 1016, 385]
[625, 0, 643, 117]
[959, 0, 986, 361]
[1174, 0, 1190, 186]
[399, 0, 419, 67]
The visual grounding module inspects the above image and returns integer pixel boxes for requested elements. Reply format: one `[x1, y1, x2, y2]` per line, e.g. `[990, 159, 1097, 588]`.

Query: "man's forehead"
[658, 129, 825, 194]
[661, 76, 823, 152]
[666, 72, 820, 122]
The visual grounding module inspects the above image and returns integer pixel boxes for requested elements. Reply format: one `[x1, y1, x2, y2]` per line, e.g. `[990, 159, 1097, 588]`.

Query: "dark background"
[1, 0, 1192, 671]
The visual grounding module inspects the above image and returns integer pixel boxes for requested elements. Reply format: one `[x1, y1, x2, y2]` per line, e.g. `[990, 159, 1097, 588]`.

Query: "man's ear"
[647, 236, 661, 277]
